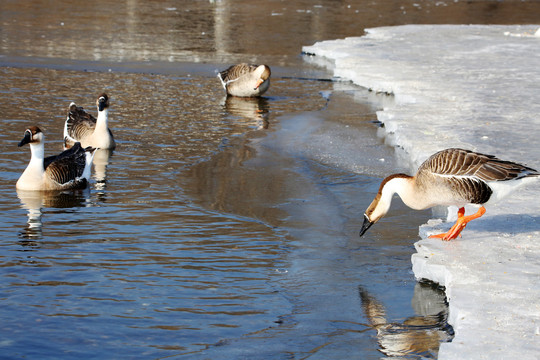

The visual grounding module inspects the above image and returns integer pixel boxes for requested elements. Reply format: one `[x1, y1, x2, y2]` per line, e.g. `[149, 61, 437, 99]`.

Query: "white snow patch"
[304, 25, 540, 359]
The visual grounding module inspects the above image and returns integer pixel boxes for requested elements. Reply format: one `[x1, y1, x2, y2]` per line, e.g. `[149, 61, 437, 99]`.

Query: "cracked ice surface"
[303, 25, 540, 359]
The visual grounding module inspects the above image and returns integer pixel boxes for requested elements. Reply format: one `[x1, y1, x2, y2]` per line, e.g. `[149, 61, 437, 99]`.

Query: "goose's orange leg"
[429, 206, 486, 241]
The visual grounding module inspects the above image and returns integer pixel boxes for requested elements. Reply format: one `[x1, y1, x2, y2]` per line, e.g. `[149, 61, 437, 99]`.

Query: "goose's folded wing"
[45, 144, 87, 185]
[422, 148, 538, 182]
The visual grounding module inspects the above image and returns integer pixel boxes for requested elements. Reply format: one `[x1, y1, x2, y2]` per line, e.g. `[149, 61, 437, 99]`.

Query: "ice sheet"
[303, 25, 540, 358]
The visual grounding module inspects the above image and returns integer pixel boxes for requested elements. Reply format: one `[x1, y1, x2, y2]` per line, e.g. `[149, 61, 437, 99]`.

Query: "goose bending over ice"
[359, 148, 539, 241]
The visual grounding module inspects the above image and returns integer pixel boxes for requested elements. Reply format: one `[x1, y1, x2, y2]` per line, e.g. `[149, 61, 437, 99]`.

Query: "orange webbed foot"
[429, 221, 466, 241]
[428, 206, 486, 241]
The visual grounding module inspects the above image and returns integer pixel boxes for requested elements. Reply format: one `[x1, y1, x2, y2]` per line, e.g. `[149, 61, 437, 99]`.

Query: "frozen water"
[304, 25, 540, 359]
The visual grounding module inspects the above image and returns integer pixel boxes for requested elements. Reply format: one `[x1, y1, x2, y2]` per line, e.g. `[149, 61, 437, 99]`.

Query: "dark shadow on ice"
[359, 282, 454, 358]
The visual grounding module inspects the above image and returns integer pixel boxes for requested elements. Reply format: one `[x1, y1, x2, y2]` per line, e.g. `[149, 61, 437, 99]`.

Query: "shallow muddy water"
[2, 0, 538, 358]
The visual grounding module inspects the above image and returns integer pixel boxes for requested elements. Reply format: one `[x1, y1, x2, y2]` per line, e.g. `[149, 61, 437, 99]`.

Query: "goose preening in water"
[17, 126, 97, 191]
[218, 63, 271, 97]
[64, 93, 116, 149]
[359, 148, 539, 241]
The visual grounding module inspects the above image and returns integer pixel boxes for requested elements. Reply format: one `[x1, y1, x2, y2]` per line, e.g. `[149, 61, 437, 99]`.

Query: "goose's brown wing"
[219, 63, 258, 83]
[66, 103, 96, 142]
[420, 148, 538, 182]
[44, 142, 87, 186]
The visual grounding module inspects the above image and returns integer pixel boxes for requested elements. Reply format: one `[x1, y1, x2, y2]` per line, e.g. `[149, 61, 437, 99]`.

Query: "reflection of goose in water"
[359, 283, 454, 358]
[223, 96, 270, 130]
[17, 188, 90, 241]
[17, 126, 96, 191]
[92, 149, 114, 191]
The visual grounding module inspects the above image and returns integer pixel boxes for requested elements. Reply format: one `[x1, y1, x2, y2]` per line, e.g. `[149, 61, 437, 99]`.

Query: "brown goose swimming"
[359, 148, 539, 240]
[17, 126, 96, 191]
[218, 63, 271, 97]
[64, 93, 116, 150]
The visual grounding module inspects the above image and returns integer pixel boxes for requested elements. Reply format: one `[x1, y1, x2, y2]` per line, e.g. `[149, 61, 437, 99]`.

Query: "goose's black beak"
[98, 99, 106, 111]
[18, 131, 32, 147]
[359, 214, 373, 237]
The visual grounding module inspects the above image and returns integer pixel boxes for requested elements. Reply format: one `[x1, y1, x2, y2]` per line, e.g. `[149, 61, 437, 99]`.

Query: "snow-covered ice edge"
[303, 25, 540, 359]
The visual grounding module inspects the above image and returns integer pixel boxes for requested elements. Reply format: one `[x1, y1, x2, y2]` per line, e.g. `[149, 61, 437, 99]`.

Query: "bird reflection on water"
[222, 96, 270, 130]
[91, 148, 114, 193]
[17, 188, 91, 242]
[359, 282, 454, 358]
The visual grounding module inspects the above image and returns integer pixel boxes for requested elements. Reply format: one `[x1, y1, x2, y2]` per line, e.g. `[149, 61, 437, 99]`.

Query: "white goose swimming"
[64, 93, 116, 149]
[218, 63, 271, 97]
[17, 126, 97, 191]
[359, 148, 539, 241]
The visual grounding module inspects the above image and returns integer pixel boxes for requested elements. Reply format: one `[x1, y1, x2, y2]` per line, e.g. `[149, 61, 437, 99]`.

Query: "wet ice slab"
[303, 25, 540, 359]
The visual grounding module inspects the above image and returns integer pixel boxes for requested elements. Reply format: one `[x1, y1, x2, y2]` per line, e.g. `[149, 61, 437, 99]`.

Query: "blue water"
[0, 64, 448, 359]
[9, 0, 539, 357]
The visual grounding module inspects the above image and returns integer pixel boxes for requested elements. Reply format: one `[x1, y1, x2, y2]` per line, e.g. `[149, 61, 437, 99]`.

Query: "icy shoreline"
[303, 25, 540, 358]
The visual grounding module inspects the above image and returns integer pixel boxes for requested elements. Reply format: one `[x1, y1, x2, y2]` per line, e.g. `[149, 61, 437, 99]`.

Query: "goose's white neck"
[379, 176, 415, 209]
[29, 141, 45, 163]
[17, 142, 45, 190]
[95, 108, 109, 132]
[254, 65, 265, 77]
[368, 176, 415, 223]
[382, 176, 419, 210]
[92, 108, 115, 149]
